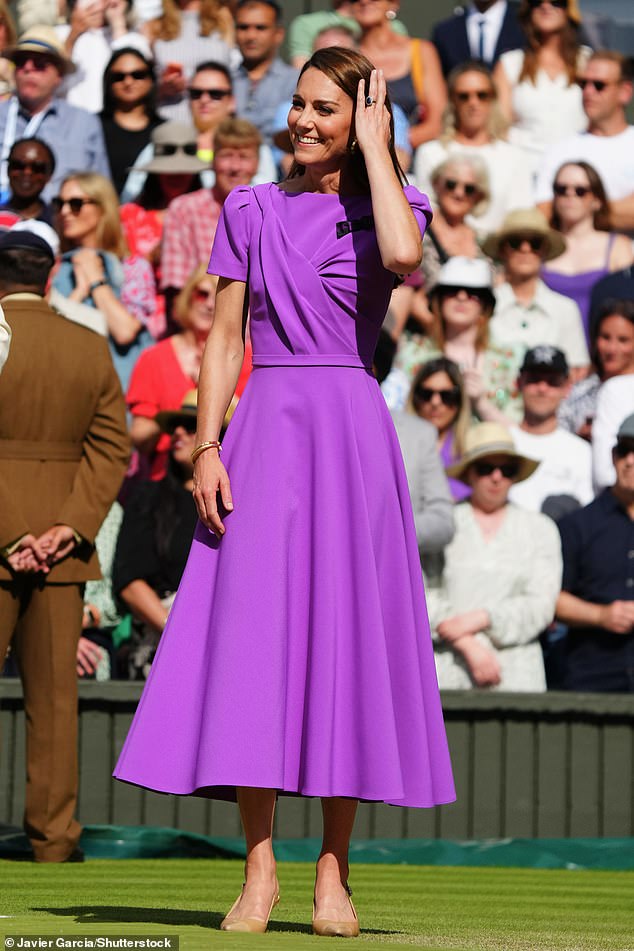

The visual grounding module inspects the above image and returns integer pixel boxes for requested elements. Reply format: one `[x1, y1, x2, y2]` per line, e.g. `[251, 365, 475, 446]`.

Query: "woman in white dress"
[426, 422, 562, 691]
[493, 0, 590, 170]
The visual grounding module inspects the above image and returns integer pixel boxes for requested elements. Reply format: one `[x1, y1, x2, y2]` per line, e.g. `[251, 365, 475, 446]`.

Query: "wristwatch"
[88, 279, 108, 293]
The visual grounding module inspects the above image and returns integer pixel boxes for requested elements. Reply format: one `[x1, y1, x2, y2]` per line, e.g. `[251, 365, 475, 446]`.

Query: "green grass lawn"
[1, 859, 632, 951]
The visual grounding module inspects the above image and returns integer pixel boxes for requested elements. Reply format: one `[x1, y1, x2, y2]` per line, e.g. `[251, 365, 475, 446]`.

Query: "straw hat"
[156, 390, 198, 432]
[446, 422, 539, 485]
[481, 208, 565, 262]
[135, 122, 210, 175]
[428, 257, 496, 309]
[4, 26, 76, 75]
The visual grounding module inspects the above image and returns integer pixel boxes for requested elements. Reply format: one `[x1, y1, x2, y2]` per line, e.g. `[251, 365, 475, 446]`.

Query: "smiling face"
[288, 66, 354, 173]
[8, 140, 53, 200]
[56, 179, 102, 247]
[596, 315, 634, 378]
[188, 67, 234, 132]
[519, 368, 569, 421]
[414, 370, 461, 435]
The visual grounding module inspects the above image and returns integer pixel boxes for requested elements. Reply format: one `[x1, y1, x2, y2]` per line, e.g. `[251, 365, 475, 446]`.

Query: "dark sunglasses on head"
[506, 234, 544, 252]
[188, 87, 231, 101]
[8, 158, 50, 174]
[614, 440, 634, 459]
[110, 68, 151, 83]
[576, 78, 617, 92]
[12, 52, 57, 71]
[155, 142, 198, 156]
[473, 461, 520, 479]
[51, 196, 98, 215]
[166, 417, 197, 435]
[455, 90, 493, 103]
[415, 386, 461, 408]
[527, 0, 567, 8]
[442, 178, 479, 197]
[553, 183, 592, 198]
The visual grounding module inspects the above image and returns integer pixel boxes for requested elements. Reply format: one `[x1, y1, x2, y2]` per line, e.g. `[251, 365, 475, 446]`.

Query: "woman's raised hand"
[192, 450, 234, 539]
[354, 69, 391, 157]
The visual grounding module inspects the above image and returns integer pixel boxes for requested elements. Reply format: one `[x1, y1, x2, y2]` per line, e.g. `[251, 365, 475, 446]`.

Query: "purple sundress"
[113, 182, 456, 809]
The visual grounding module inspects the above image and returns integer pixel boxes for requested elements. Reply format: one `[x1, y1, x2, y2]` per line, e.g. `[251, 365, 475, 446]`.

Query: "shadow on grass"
[34, 906, 399, 937]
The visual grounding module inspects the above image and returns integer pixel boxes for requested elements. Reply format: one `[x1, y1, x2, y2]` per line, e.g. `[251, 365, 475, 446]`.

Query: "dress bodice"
[208, 183, 431, 368]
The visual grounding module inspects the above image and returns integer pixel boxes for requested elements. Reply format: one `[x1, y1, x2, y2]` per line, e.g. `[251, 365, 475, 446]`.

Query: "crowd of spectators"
[0, 0, 633, 695]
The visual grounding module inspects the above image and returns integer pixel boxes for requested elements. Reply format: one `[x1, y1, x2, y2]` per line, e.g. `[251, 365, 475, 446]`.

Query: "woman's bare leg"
[314, 796, 358, 923]
[221, 786, 278, 926]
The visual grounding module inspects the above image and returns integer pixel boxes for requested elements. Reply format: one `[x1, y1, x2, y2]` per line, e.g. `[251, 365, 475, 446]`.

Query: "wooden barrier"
[1, 680, 633, 840]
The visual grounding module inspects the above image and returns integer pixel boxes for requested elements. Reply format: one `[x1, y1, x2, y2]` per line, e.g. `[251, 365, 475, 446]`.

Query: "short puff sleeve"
[404, 184, 432, 240]
[207, 185, 252, 282]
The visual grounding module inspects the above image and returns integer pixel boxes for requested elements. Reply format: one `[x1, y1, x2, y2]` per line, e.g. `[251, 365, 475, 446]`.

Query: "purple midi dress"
[113, 182, 456, 809]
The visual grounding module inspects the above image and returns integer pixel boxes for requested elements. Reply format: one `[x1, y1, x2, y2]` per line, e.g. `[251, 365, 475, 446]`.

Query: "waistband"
[252, 353, 371, 369]
[0, 439, 83, 461]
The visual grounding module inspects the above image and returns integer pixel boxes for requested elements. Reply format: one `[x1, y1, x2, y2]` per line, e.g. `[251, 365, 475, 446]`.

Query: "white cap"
[10, 219, 59, 257]
[435, 256, 493, 291]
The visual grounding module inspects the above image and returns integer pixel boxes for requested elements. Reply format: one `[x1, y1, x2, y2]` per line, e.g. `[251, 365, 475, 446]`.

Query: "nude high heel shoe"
[220, 883, 280, 933]
[312, 882, 360, 938]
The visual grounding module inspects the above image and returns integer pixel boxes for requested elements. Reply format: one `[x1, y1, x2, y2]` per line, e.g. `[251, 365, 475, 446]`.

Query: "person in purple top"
[113, 48, 455, 936]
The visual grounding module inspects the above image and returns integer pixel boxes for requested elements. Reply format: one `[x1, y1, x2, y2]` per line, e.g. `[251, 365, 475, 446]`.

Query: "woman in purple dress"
[114, 48, 455, 936]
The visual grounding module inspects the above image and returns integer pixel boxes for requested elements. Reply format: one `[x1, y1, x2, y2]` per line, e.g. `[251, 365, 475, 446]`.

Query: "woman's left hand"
[73, 248, 105, 285]
[354, 69, 391, 157]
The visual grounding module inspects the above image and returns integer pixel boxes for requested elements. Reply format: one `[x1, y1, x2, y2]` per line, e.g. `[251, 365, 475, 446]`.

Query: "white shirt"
[0, 302, 10, 373]
[491, 281, 590, 369]
[466, 1, 507, 64]
[509, 425, 594, 512]
[534, 125, 634, 203]
[591, 374, 634, 492]
[414, 137, 534, 233]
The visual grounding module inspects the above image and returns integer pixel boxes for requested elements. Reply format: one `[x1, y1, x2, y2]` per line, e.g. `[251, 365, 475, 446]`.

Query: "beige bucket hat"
[4, 26, 76, 75]
[446, 422, 539, 485]
[481, 208, 565, 262]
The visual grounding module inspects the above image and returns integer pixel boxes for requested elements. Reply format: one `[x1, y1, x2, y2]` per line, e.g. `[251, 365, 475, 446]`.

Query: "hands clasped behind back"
[193, 449, 234, 538]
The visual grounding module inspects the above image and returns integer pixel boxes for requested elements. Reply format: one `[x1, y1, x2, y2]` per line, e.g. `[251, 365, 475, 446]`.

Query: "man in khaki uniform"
[0, 229, 129, 862]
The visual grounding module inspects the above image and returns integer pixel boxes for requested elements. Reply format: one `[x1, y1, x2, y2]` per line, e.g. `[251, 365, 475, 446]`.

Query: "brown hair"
[214, 117, 262, 153]
[407, 356, 471, 455]
[429, 287, 494, 353]
[443, 61, 509, 142]
[58, 172, 127, 258]
[287, 47, 406, 192]
[551, 161, 611, 232]
[174, 263, 219, 326]
[147, 0, 234, 43]
[518, 0, 580, 86]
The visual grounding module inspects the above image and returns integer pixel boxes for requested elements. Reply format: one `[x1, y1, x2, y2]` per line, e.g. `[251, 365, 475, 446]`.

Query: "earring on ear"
[349, 138, 358, 153]
[386, 9, 396, 20]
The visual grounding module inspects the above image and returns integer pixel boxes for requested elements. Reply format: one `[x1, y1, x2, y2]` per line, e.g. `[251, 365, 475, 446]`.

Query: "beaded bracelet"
[191, 441, 222, 465]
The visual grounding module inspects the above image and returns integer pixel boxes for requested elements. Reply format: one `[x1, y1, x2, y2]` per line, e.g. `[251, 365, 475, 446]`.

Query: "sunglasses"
[440, 286, 488, 303]
[527, 0, 567, 8]
[455, 90, 493, 103]
[473, 461, 520, 479]
[12, 52, 57, 71]
[188, 87, 231, 101]
[8, 158, 50, 174]
[442, 178, 479, 197]
[553, 183, 592, 198]
[576, 78, 617, 92]
[166, 417, 197, 435]
[521, 370, 567, 387]
[614, 440, 634, 459]
[155, 142, 198, 156]
[415, 386, 461, 408]
[110, 68, 151, 83]
[506, 235, 544, 253]
[51, 196, 98, 214]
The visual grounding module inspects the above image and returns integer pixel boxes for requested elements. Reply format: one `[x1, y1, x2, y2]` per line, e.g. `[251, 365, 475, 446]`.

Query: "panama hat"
[4, 26, 76, 75]
[481, 208, 565, 262]
[428, 257, 496, 309]
[135, 122, 210, 175]
[156, 389, 198, 432]
[446, 422, 539, 485]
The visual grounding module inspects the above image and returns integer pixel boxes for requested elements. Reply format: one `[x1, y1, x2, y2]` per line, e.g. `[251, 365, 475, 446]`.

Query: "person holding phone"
[114, 48, 455, 935]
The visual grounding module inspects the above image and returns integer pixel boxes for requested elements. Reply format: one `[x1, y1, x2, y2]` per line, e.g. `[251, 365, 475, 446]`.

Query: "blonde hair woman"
[148, 0, 233, 122]
[52, 171, 158, 388]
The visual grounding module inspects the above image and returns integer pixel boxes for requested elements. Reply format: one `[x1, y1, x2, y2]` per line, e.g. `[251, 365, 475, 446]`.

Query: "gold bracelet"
[191, 441, 222, 464]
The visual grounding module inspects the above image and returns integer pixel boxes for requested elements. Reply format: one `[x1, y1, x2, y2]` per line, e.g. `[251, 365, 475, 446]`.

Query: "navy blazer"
[431, 2, 526, 77]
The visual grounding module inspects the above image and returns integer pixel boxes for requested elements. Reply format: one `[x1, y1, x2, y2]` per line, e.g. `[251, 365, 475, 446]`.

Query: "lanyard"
[0, 97, 51, 200]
